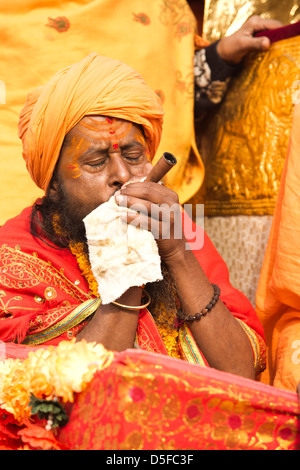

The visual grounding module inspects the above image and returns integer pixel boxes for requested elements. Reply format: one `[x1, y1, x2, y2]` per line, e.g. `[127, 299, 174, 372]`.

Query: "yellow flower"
[0, 339, 114, 422]
[46, 339, 113, 402]
[0, 358, 26, 417]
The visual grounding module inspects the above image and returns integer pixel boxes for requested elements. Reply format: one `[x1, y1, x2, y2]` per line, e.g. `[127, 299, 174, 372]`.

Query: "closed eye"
[123, 153, 143, 162]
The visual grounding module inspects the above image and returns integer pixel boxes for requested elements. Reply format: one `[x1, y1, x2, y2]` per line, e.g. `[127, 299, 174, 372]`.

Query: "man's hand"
[115, 180, 185, 261]
[296, 382, 300, 409]
[217, 15, 283, 64]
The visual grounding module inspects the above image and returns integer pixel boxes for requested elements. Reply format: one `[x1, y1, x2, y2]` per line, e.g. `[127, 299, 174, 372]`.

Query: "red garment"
[1, 348, 299, 450]
[57, 349, 300, 451]
[0, 204, 266, 372]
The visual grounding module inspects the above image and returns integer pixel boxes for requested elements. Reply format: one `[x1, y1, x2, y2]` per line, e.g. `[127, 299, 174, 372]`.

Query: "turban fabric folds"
[18, 53, 164, 191]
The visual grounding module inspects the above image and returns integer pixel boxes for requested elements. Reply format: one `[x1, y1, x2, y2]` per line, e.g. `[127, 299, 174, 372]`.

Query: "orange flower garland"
[69, 241, 99, 297]
[0, 339, 114, 423]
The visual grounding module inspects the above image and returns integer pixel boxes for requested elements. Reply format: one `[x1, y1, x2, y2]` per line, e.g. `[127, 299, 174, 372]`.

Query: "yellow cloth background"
[256, 103, 300, 392]
[0, 0, 204, 225]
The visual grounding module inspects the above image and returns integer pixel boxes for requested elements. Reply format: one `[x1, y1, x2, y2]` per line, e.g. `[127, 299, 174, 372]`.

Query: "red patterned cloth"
[0, 205, 292, 451]
[57, 349, 300, 450]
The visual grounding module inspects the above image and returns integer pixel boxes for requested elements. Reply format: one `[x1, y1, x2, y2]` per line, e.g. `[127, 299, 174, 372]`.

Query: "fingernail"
[115, 194, 126, 204]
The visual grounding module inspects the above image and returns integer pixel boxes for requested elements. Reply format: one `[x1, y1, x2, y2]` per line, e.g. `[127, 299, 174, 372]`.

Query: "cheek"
[63, 173, 109, 213]
[60, 137, 90, 179]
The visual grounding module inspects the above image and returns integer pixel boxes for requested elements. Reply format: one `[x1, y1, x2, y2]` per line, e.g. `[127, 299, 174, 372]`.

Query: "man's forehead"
[67, 115, 142, 138]
[63, 115, 146, 151]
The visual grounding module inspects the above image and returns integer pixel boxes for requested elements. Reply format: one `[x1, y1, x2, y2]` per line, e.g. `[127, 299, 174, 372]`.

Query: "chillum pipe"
[144, 152, 177, 183]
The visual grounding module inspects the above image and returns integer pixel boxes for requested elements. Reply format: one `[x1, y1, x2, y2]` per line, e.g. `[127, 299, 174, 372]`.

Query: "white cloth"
[84, 196, 162, 304]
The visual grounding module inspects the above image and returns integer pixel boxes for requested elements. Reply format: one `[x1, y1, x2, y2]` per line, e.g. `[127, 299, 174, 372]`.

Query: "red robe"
[0, 204, 266, 373]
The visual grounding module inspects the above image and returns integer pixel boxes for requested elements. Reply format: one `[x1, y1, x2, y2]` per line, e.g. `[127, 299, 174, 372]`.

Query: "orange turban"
[18, 53, 164, 191]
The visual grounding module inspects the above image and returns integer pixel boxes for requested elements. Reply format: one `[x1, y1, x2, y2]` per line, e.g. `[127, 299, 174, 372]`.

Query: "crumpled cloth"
[84, 196, 162, 304]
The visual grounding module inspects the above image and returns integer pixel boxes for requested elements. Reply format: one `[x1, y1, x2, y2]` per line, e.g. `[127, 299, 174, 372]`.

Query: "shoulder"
[0, 206, 33, 245]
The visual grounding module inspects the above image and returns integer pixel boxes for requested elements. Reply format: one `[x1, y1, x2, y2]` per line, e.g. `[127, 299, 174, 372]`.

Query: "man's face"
[53, 115, 152, 226]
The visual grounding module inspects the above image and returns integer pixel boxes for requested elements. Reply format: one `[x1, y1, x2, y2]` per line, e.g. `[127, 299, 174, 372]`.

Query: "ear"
[47, 178, 60, 203]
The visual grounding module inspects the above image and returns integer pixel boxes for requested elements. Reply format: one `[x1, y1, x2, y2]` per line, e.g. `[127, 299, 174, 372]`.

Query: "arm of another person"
[194, 16, 282, 116]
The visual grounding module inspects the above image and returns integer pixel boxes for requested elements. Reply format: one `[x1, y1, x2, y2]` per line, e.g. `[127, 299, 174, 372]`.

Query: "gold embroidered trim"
[192, 38, 300, 216]
[0, 245, 91, 302]
[178, 323, 207, 366]
[202, 200, 276, 216]
[236, 319, 266, 375]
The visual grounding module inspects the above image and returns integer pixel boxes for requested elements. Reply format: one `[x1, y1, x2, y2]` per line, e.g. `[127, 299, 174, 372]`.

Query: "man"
[0, 52, 266, 380]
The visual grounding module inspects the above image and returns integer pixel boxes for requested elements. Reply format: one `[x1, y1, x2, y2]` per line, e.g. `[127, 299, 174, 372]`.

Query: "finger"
[116, 194, 151, 216]
[117, 181, 178, 206]
[121, 209, 180, 241]
[117, 193, 179, 225]
[243, 36, 271, 52]
[120, 210, 162, 238]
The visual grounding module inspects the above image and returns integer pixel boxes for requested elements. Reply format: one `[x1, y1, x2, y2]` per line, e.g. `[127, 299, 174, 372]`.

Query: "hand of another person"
[217, 15, 283, 64]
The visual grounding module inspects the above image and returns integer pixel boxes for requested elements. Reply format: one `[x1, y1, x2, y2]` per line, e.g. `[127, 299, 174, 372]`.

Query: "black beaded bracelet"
[177, 284, 220, 322]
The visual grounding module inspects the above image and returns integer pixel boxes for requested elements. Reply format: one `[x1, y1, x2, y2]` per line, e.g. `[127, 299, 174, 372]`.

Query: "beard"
[30, 174, 88, 250]
[53, 178, 88, 246]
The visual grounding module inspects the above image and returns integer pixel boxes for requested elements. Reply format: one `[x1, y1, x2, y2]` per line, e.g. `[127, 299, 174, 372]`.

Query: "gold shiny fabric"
[203, 0, 300, 42]
[191, 36, 300, 216]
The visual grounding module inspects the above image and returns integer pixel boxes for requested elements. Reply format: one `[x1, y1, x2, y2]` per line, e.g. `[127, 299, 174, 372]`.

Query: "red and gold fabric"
[0, 205, 280, 451]
[0, 205, 266, 374]
[57, 349, 300, 450]
[1, 345, 299, 450]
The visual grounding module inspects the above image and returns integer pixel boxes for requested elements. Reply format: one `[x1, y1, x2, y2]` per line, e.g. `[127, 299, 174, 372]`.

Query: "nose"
[108, 154, 131, 188]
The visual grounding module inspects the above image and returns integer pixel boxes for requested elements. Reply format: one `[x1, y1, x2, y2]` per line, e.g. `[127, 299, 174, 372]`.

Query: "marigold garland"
[0, 339, 114, 423]
[69, 241, 99, 297]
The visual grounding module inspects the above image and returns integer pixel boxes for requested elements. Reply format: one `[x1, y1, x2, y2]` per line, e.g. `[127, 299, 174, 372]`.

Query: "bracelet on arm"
[177, 284, 220, 322]
[111, 289, 151, 310]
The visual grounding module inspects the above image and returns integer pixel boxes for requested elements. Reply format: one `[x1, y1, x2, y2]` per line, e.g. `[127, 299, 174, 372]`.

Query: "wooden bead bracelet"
[177, 284, 220, 322]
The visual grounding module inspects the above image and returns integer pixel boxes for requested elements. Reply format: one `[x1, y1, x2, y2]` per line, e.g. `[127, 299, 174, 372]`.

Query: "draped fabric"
[57, 349, 300, 450]
[1, 346, 299, 450]
[0, 0, 204, 224]
[256, 103, 300, 392]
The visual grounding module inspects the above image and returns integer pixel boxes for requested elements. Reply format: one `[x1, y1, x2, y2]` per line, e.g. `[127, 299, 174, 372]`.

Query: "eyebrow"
[80, 141, 146, 158]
